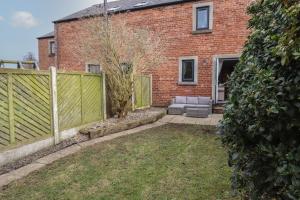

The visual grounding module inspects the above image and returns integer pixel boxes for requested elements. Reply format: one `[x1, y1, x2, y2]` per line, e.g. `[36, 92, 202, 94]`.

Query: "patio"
[160, 114, 223, 126]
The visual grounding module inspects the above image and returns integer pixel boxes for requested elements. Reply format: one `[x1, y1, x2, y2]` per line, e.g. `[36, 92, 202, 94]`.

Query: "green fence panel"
[13, 74, 52, 143]
[57, 73, 82, 131]
[0, 69, 104, 151]
[0, 71, 52, 150]
[134, 76, 143, 108]
[82, 75, 103, 124]
[0, 74, 10, 148]
[134, 75, 151, 109]
[142, 76, 151, 107]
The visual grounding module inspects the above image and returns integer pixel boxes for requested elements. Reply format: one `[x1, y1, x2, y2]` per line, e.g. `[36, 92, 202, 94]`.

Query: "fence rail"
[0, 60, 39, 70]
[0, 68, 105, 151]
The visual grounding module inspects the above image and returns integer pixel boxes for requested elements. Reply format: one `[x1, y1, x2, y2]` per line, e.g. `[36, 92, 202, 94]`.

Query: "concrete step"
[213, 106, 224, 114]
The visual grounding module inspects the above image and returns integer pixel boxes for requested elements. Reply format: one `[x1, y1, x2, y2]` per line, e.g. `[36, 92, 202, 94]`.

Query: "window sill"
[178, 82, 198, 86]
[48, 54, 55, 57]
[192, 29, 212, 35]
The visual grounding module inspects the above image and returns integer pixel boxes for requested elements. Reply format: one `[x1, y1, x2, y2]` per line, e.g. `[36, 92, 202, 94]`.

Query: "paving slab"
[10, 163, 45, 178]
[0, 173, 17, 188]
[160, 114, 223, 126]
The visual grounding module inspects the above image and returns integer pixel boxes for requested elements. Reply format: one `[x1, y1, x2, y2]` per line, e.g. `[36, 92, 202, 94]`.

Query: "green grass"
[0, 124, 237, 200]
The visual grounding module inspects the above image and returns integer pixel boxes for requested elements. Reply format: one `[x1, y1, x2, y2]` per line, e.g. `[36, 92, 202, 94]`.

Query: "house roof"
[54, 0, 195, 23]
[37, 31, 54, 39]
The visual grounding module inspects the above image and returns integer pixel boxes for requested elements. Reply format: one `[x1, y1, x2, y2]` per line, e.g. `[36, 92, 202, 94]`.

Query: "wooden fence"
[0, 70, 51, 148]
[57, 73, 104, 131]
[0, 69, 151, 152]
[134, 75, 152, 109]
[0, 68, 105, 151]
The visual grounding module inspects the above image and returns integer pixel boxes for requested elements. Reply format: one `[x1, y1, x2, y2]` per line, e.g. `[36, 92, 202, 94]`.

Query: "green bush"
[220, 0, 300, 199]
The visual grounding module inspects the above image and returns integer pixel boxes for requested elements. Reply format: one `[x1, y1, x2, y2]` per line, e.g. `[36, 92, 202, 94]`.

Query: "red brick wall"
[38, 38, 55, 70]
[51, 0, 251, 106]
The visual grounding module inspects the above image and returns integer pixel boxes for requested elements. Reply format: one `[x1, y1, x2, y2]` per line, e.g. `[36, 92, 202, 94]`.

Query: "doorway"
[213, 56, 239, 104]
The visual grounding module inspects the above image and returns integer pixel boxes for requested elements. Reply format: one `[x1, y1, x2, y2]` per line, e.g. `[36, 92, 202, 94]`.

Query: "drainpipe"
[104, 0, 108, 24]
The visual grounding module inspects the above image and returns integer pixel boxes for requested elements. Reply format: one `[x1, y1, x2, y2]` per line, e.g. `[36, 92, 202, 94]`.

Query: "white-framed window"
[48, 40, 56, 55]
[178, 56, 198, 85]
[193, 2, 213, 33]
[86, 64, 101, 74]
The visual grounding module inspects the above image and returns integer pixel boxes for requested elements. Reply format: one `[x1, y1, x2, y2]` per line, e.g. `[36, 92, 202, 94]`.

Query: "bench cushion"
[198, 97, 210, 105]
[186, 97, 199, 104]
[185, 104, 210, 108]
[168, 104, 186, 108]
[186, 107, 209, 118]
[175, 96, 187, 104]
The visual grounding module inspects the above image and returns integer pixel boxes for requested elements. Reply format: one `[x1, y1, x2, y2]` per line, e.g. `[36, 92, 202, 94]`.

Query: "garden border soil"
[80, 108, 166, 139]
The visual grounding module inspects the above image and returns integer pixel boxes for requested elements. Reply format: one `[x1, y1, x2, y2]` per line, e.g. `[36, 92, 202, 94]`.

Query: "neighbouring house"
[37, 31, 56, 69]
[38, 0, 251, 106]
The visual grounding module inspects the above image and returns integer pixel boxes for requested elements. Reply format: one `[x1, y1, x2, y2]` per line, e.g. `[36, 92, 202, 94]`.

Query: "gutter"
[37, 36, 55, 40]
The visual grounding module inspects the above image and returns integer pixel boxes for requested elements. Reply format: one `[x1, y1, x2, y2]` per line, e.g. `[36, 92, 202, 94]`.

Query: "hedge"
[220, 0, 300, 199]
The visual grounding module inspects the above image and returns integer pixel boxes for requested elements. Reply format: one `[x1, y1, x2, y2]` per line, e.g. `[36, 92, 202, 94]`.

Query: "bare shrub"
[79, 15, 165, 118]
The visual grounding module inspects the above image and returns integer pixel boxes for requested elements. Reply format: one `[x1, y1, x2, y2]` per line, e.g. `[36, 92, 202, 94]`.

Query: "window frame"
[178, 56, 198, 85]
[48, 40, 56, 56]
[181, 59, 195, 82]
[192, 2, 213, 33]
[196, 6, 210, 30]
[85, 63, 101, 74]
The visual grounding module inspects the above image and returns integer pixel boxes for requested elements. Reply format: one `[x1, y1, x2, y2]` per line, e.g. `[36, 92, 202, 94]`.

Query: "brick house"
[37, 32, 56, 69]
[38, 0, 251, 106]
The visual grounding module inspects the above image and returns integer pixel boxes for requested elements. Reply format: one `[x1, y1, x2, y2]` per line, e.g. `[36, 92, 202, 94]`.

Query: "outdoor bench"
[168, 96, 212, 118]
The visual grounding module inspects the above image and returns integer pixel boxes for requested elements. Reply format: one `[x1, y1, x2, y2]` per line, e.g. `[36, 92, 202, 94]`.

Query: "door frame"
[212, 54, 240, 104]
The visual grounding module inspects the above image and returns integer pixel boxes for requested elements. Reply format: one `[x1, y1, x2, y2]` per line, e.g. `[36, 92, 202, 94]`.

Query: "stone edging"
[80, 111, 166, 139]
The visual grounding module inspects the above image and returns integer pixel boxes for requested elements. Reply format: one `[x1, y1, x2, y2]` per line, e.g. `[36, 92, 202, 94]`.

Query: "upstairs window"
[196, 6, 209, 30]
[49, 40, 55, 55]
[86, 64, 101, 74]
[193, 2, 213, 33]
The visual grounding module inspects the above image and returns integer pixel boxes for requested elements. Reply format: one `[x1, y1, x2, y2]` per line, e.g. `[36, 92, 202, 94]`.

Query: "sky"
[0, 0, 116, 61]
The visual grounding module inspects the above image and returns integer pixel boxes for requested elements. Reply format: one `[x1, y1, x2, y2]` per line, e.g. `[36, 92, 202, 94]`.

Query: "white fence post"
[50, 67, 60, 144]
[102, 73, 107, 120]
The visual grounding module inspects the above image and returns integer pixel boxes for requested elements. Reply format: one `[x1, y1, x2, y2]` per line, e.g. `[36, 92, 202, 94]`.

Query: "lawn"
[0, 124, 237, 200]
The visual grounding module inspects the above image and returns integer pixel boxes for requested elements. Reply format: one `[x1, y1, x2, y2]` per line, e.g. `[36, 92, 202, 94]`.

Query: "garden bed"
[80, 107, 166, 139]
